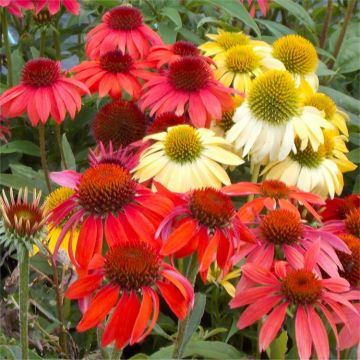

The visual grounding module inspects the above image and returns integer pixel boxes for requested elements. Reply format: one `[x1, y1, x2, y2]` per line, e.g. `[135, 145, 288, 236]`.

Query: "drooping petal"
[49, 170, 81, 189]
[65, 274, 103, 299]
[242, 263, 279, 286]
[295, 305, 312, 360]
[307, 306, 329, 360]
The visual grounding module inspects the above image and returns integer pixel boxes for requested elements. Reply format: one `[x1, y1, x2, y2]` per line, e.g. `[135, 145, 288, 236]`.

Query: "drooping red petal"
[199, 229, 221, 273]
[104, 213, 128, 247]
[65, 274, 103, 299]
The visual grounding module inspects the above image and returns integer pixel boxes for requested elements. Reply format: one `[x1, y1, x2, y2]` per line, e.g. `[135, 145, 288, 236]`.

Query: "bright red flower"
[72, 50, 155, 100]
[49, 162, 173, 271]
[147, 112, 189, 135]
[230, 242, 357, 359]
[322, 194, 360, 221]
[156, 183, 254, 281]
[140, 56, 235, 128]
[33, 0, 80, 15]
[0, 0, 33, 17]
[85, 5, 162, 59]
[0, 58, 89, 126]
[65, 236, 194, 349]
[222, 180, 325, 222]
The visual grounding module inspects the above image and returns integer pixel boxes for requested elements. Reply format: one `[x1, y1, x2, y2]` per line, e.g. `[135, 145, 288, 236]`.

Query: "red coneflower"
[92, 100, 146, 148]
[321, 194, 360, 221]
[140, 56, 235, 128]
[230, 242, 357, 359]
[0, 58, 90, 126]
[49, 162, 173, 271]
[234, 208, 350, 278]
[85, 5, 162, 59]
[33, 0, 80, 15]
[0, 0, 33, 17]
[65, 235, 194, 350]
[222, 179, 325, 222]
[147, 112, 189, 135]
[72, 50, 155, 100]
[156, 184, 254, 280]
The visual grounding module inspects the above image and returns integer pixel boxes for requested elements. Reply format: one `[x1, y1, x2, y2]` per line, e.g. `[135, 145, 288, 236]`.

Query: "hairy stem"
[55, 125, 67, 169]
[38, 123, 52, 192]
[19, 251, 29, 360]
[111, 348, 123, 360]
[247, 163, 261, 201]
[1, 8, 13, 86]
[319, 0, 333, 49]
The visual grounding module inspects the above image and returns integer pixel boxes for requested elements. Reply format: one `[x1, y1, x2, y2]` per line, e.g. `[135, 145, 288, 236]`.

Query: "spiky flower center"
[104, 241, 161, 291]
[78, 164, 136, 214]
[282, 269, 321, 304]
[93, 100, 146, 147]
[337, 195, 360, 219]
[289, 139, 325, 168]
[260, 180, 289, 200]
[164, 125, 203, 163]
[22, 58, 60, 87]
[261, 209, 302, 245]
[172, 41, 200, 57]
[168, 56, 212, 91]
[304, 93, 336, 119]
[345, 209, 360, 237]
[248, 70, 300, 125]
[273, 35, 318, 75]
[148, 113, 188, 134]
[100, 51, 133, 73]
[219, 110, 235, 131]
[337, 233, 360, 286]
[225, 45, 261, 73]
[106, 6, 143, 30]
[189, 188, 235, 228]
[215, 31, 250, 50]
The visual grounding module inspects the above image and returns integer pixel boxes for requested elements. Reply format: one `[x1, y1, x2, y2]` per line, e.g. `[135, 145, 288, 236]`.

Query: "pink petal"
[295, 305, 312, 360]
[49, 170, 81, 188]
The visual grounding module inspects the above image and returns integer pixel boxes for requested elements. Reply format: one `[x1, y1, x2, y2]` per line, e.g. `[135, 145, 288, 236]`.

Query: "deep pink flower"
[85, 6, 162, 60]
[33, 0, 80, 15]
[321, 195, 360, 221]
[0, 0, 33, 17]
[230, 242, 356, 359]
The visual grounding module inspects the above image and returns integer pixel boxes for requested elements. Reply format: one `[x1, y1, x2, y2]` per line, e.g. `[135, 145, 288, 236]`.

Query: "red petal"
[199, 229, 221, 273]
[104, 213, 128, 247]
[65, 274, 103, 299]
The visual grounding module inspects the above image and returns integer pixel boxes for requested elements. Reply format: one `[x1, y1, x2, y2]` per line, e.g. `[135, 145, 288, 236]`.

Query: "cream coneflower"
[272, 34, 319, 90]
[214, 45, 285, 93]
[133, 125, 243, 192]
[226, 70, 332, 163]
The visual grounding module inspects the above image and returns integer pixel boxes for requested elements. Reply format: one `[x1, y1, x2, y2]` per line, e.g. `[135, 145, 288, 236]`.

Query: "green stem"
[38, 123, 52, 192]
[172, 255, 198, 359]
[53, 29, 61, 59]
[1, 8, 13, 86]
[97, 327, 110, 360]
[247, 163, 261, 201]
[111, 348, 122, 360]
[39, 29, 47, 57]
[19, 251, 29, 360]
[319, 0, 333, 49]
[55, 125, 67, 169]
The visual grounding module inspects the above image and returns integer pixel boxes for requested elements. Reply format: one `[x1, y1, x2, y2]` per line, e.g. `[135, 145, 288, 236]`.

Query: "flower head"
[230, 243, 356, 359]
[92, 100, 146, 148]
[72, 50, 155, 100]
[85, 5, 162, 59]
[140, 56, 235, 128]
[133, 125, 243, 192]
[147, 113, 189, 135]
[322, 195, 360, 221]
[0, 58, 90, 126]
[65, 235, 193, 349]
[33, 0, 80, 15]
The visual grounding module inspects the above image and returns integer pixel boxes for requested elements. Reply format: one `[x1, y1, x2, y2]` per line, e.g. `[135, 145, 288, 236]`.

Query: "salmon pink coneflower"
[85, 5, 162, 59]
[33, 0, 80, 15]
[140, 56, 235, 128]
[65, 236, 194, 350]
[156, 184, 255, 280]
[48, 162, 173, 271]
[147, 113, 189, 135]
[72, 50, 155, 100]
[223, 179, 325, 222]
[234, 208, 350, 278]
[0, 58, 90, 126]
[230, 242, 357, 359]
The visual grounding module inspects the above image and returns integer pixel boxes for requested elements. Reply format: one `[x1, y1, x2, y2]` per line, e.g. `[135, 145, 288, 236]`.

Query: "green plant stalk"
[38, 123, 52, 192]
[319, 0, 333, 49]
[247, 163, 261, 201]
[328, 0, 357, 69]
[1, 8, 13, 86]
[19, 250, 29, 360]
[97, 327, 110, 360]
[39, 29, 47, 57]
[172, 255, 198, 359]
[111, 348, 122, 360]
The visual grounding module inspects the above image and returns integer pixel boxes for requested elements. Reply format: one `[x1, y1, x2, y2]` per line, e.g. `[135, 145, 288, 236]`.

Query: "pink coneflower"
[85, 5, 162, 59]
[140, 56, 235, 128]
[234, 208, 350, 277]
[223, 179, 325, 222]
[157, 184, 254, 280]
[147, 112, 189, 135]
[147, 41, 214, 68]
[230, 242, 357, 359]
[33, 0, 80, 15]
[48, 162, 173, 271]
[0, 58, 89, 126]
[323, 208, 360, 238]
[72, 50, 155, 100]
[0, 0, 33, 17]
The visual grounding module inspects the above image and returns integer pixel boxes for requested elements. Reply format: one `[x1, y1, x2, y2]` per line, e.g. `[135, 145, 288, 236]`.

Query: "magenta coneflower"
[0, 58, 90, 126]
[33, 0, 80, 15]
[323, 208, 360, 238]
[85, 5, 162, 59]
[140, 56, 235, 128]
[72, 50, 155, 100]
[230, 242, 357, 359]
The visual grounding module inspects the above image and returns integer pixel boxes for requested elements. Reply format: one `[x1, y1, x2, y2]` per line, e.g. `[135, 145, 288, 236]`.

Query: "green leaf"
[197, 16, 236, 31]
[11, 49, 25, 85]
[316, 61, 337, 77]
[207, 0, 260, 37]
[161, 8, 182, 30]
[62, 134, 76, 170]
[349, 133, 360, 146]
[348, 148, 360, 163]
[0, 141, 40, 157]
[158, 22, 178, 44]
[268, 331, 288, 360]
[272, 0, 315, 30]
[178, 28, 203, 45]
[319, 86, 360, 115]
[178, 293, 206, 357]
[256, 19, 294, 38]
[336, 37, 360, 74]
[353, 173, 360, 194]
